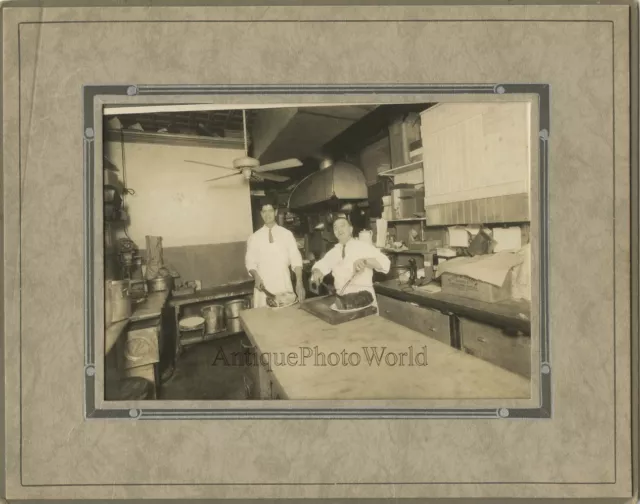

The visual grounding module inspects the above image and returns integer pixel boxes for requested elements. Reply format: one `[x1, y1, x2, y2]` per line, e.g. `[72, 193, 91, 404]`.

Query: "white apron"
[252, 239, 295, 308]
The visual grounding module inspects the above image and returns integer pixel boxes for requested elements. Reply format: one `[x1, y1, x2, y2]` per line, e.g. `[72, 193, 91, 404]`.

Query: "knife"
[338, 272, 358, 296]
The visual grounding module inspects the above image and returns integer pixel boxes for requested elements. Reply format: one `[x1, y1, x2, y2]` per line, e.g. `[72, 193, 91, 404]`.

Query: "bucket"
[226, 317, 244, 335]
[201, 305, 226, 334]
[224, 298, 249, 319]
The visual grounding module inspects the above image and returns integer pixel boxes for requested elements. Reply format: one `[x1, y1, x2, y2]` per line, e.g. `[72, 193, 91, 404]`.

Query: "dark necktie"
[342, 244, 346, 259]
[269, 228, 274, 244]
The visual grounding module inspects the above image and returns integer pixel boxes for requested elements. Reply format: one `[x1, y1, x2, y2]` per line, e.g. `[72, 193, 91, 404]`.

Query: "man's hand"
[354, 258, 382, 274]
[353, 258, 370, 273]
[311, 268, 324, 285]
[249, 270, 265, 292]
[296, 280, 306, 304]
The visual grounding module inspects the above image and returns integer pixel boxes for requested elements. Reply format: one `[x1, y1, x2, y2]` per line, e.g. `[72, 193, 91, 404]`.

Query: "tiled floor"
[159, 333, 251, 400]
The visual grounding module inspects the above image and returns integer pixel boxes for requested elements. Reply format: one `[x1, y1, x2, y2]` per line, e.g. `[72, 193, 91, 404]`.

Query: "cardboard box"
[408, 239, 442, 252]
[392, 188, 417, 219]
[440, 270, 512, 303]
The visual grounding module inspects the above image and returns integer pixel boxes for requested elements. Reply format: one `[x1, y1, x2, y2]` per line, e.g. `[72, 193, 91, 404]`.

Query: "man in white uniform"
[245, 199, 306, 308]
[311, 217, 391, 304]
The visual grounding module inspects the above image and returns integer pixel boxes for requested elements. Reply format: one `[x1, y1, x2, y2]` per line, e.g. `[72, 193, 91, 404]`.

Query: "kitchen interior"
[103, 100, 533, 401]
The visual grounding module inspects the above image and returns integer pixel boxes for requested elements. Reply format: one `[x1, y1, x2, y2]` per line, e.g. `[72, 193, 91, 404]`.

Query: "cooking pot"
[201, 305, 226, 334]
[226, 317, 244, 335]
[147, 274, 174, 293]
[224, 298, 250, 319]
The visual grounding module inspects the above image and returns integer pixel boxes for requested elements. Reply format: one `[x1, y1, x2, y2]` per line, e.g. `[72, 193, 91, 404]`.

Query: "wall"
[420, 102, 532, 225]
[104, 138, 254, 287]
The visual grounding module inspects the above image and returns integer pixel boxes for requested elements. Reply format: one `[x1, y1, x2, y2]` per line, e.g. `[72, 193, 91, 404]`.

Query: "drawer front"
[378, 295, 452, 346]
[257, 360, 273, 400]
[254, 361, 286, 400]
[239, 340, 260, 400]
[460, 319, 531, 379]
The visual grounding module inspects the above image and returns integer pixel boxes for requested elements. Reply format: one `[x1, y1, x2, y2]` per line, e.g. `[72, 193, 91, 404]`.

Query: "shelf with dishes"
[177, 297, 251, 348]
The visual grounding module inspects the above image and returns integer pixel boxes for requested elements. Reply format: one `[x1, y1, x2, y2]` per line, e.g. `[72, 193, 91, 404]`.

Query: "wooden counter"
[130, 291, 171, 323]
[375, 279, 531, 334]
[105, 319, 129, 355]
[240, 306, 530, 400]
[105, 290, 169, 355]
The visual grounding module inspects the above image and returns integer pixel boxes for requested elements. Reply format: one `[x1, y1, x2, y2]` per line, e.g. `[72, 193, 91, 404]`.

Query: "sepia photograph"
[102, 100, 534, 402]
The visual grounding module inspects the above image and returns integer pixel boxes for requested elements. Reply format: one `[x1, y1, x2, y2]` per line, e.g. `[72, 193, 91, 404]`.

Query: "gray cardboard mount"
[1, 0, 638, 502]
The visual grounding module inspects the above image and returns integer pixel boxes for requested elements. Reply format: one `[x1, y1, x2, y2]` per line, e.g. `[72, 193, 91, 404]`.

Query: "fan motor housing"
[233, 156, 260, 170]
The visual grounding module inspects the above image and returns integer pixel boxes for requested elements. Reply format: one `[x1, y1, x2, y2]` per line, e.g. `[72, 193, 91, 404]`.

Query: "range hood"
[288, 160, 368, 210]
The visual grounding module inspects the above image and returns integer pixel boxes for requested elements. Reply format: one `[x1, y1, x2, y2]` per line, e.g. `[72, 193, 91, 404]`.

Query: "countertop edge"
[374, 283, 531, 335]
[105, 319, 129, 355]
[130, 290, 171, 322]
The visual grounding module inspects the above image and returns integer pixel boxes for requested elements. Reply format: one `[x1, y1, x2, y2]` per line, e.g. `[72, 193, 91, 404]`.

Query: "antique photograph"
[103, 101, 533, 401]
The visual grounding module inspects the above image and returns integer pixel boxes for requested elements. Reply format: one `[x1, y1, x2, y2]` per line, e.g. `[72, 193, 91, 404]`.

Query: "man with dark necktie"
[245, 198, 305, 308]
[310, 217, 390, 305]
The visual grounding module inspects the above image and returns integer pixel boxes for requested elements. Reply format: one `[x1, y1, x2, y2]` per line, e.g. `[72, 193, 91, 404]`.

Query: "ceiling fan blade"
[253, 158, 303, 172]
[185, 159, 237, 171]
[254, 172, 291, 183]
[205, 172, 243, 182]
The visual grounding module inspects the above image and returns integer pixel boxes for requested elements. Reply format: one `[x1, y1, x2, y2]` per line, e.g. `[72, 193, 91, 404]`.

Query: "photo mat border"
[84, 83, 550, 421]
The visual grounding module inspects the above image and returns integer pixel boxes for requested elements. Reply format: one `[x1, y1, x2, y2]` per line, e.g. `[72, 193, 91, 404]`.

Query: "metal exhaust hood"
[288, 159, 368, 210]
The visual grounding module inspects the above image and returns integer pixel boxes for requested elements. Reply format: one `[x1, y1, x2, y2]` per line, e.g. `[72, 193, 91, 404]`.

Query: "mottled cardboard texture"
[1, 3, 633, 501]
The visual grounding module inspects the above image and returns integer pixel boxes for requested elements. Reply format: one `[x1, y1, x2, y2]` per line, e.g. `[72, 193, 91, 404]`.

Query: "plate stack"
[178, 316, 205, 345]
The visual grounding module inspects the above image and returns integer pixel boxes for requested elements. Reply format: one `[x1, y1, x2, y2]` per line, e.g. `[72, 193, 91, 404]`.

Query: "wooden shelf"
[379, 160, 423, 177]
[105, 128, 245, 149]
[181, 328, 244, 347]
[386, 217, 427, 223]
[382, 249, 427, 255]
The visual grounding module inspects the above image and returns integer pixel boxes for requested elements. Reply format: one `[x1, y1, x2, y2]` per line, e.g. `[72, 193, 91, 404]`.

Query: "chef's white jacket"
[313, 238, 391, 301]
[245, 224, 303, 308]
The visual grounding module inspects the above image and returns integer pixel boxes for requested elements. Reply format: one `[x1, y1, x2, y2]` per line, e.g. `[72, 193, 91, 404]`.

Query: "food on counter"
[267, 292, 298, 308]
[334, 290, 374, 311]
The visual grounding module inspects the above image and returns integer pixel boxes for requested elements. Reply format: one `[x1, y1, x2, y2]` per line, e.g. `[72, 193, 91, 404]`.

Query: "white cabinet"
[421, 102, 532, 224]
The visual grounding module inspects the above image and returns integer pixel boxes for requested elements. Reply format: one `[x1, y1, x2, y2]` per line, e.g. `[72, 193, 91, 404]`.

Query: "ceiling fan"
[184, 110, 304, 184]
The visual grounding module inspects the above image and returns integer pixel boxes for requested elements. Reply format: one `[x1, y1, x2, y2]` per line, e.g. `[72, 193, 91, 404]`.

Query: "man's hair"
[333, 216, 351, 227]
[259, 196, 278, 211]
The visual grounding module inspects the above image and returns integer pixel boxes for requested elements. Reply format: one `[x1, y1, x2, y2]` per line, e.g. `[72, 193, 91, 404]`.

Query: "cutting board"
[300, 295, 378, 325]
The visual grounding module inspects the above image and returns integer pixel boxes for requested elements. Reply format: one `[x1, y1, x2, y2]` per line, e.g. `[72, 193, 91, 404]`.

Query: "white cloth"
[313, 239, 391, 305]
[245, 224, 303, 308]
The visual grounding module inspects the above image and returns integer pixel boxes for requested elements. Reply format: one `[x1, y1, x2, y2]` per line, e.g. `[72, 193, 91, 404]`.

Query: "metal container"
[106, 280, 132, 324]
[226, 317, 244, 335]
[201, 304, 226, 334]
[147, 274, 174, 293]
[224, 298, 249, 319]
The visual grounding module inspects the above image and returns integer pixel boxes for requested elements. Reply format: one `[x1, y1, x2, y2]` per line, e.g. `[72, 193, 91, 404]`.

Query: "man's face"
[333, 218, 353, 244]
[260, 204, 277, 225]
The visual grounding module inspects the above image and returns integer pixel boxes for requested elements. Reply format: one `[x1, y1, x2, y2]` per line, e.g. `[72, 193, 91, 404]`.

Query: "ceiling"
[104, 109, 255, 138]
[104, 102, 433, 191]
